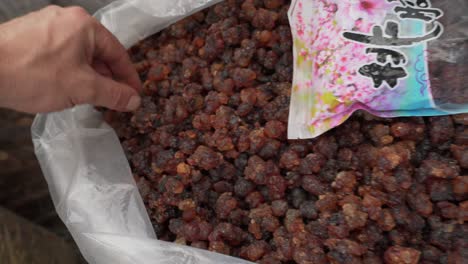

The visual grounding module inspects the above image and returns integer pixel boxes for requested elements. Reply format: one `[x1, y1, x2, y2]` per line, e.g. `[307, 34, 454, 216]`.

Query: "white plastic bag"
[32, 1, 251, 263]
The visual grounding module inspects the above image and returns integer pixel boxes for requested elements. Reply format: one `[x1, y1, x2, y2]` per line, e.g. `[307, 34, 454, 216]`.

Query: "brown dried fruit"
[384, 246, 420, 264]
[108, 1, 468, 262]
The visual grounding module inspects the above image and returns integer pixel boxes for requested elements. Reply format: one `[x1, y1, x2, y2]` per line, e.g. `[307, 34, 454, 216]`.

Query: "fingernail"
[126, 96, 141, 111]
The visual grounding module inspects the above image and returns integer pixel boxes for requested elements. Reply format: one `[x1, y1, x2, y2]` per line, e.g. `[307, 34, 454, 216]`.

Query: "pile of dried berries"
[105, 0, 468, 263]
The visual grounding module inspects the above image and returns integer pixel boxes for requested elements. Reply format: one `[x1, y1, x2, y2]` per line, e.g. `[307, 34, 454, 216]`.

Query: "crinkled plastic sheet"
[32, 1, 250, 263]
[94, 0, 224, 49]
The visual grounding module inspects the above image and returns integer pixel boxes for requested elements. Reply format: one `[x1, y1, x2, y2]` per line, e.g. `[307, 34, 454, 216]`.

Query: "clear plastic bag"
[32, 1, 250, 263]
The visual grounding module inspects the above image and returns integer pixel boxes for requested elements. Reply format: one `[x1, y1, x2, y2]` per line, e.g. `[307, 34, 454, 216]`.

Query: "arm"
[0, 5, 141, 114]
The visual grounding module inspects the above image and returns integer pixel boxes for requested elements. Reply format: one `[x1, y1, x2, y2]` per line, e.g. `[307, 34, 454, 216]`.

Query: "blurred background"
[0, 1, 112, 263]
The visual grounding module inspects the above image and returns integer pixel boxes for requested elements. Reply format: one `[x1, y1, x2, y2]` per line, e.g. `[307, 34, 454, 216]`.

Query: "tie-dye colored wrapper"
[287, 0, 468, 139]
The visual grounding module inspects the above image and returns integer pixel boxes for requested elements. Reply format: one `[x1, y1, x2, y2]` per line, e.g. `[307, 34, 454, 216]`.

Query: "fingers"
[74, 70, 141, 112]
[64, 6, 142, 112]
[90, 19, 142, 92]
[92, 60, 113, 78]
[94, 74, 141, 112]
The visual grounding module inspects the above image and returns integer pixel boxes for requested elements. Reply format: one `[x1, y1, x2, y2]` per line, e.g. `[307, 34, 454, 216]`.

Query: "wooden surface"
[54, 0, 114, 13]
[0, 110, 54, 228]
[0, 2, 116, 263]
[0, 0, 50, 22]
[0, 0, 114, 23]
[0, 207, 80, 264]
[0, 109, 84, 264]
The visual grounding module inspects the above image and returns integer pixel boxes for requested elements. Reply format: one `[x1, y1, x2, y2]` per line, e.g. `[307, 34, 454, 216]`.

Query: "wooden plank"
[53, 0, 115, 13]
[0, 110, 83, 262]
[0, 0, 50, 22]
[0, 0, 114, 23]
[0, 207, 82, 264]
[0, 110, 55, 222]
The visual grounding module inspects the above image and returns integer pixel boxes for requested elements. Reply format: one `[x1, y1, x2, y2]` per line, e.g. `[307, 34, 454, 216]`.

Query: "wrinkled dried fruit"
[107, 0, 468, 263]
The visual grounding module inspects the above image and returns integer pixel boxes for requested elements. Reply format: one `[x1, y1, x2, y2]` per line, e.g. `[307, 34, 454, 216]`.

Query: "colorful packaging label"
[288, 0, 468, 139]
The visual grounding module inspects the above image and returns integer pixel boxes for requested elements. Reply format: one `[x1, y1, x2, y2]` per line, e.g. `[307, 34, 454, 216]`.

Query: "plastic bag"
[32, 1, 251, 263]
[287, 0, 468, 139]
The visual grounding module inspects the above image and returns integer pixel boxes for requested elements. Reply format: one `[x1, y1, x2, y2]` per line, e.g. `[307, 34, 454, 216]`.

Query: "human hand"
[0, 5, 141, 114]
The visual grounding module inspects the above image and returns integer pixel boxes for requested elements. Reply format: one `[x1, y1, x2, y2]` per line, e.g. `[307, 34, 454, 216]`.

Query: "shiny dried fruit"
[215, 193, 238, 219]
[342, 203, 368, 230]
[384, 246, 421, 264]
[188, 146, 223, 170]
[109, 1, 468, 262]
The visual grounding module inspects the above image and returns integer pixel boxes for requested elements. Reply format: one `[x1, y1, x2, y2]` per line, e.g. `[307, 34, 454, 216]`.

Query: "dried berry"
[215, 193, 238, 219]
[271, 199, 288, 217]
[299, 201, 318, 219]
[108, 1, 468, 262]
[188, 146, 223, 170]
[264, 120, 286, 139]
[384, 246, 421, 264]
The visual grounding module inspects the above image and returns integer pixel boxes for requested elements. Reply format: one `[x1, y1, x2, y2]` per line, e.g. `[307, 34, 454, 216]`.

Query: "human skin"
[0, 5, 141, 114]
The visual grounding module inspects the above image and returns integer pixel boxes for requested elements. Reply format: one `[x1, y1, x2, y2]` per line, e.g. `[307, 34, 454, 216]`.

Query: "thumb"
[80, 72, 141, 112]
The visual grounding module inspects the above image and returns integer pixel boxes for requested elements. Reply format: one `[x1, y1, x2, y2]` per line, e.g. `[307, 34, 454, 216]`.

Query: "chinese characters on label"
[342, 0, 444, 89]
